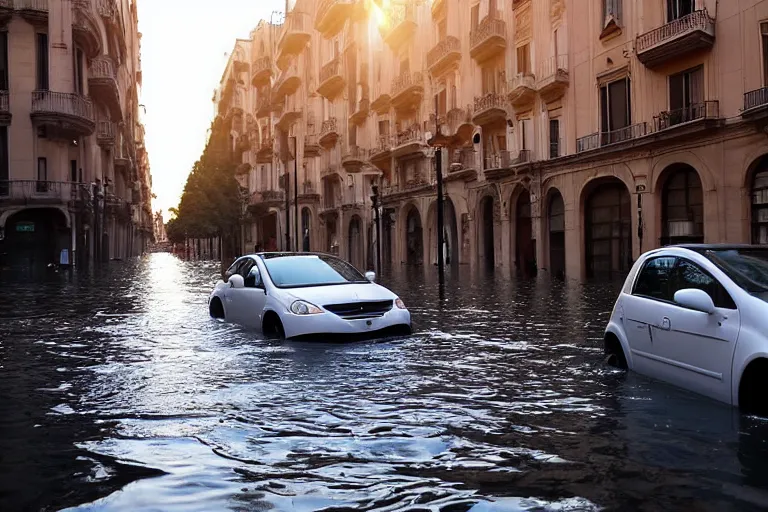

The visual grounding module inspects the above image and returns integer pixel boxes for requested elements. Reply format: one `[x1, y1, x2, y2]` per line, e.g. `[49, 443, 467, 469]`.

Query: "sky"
[137, 0, 284, 218]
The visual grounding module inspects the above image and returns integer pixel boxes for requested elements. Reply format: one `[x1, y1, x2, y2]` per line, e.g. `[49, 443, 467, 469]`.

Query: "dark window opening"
[36, 33, 49, 91]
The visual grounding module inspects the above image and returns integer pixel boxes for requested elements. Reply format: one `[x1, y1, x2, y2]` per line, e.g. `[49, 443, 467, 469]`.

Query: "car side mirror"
[674, 288, 716, 314]
[365, 271, 376, 283]
[229, 274, 245, 289]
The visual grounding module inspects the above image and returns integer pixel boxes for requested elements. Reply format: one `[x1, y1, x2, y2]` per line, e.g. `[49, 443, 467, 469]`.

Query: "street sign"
[16, 222, 34, 232]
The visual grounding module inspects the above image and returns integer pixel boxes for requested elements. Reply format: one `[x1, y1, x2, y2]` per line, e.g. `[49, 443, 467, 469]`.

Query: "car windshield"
[704, 248, 768, 299]
[260, 254, 369, 288]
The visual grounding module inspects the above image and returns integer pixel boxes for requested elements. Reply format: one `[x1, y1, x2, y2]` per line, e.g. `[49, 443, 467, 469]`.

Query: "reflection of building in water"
[154, 211, 167, 243]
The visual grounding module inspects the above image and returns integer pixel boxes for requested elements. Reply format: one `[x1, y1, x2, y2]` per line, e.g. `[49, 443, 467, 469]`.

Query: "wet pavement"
[2, 253, 768, 511]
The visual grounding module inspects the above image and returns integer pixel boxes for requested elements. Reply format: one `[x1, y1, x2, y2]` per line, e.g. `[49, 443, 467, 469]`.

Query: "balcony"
[446, 148, 479, 182]
[380, 1, 417, 50]
[319, 117, 340, 147]
[320, 191, 342, 216]
[89, 57, 122, 120]
[484, 150, 514, 171]
[0, 180, 86, 207]
[472, 93, 507, 125]
[250, 190, 285, 210]
[317, 57, 345, 100]
[391, 71, 424, 112]
[371, 86, 391, 114]
[298, 181, 321, 202]
[576, 123, 649, 154]
[15, 0, 48, 24]
[276, 106, 302, 131]
[342, 146, 368, 172]
[370, 135, 394, 163]
[744, 88, 768, 117]
[72, 1, 102, 58]
[653, 101, 720, 132]
[30, 91, 95, 136]
[251, 56, 273, 87]
[276, 11, 311, 71]
[537, 55, 569, 104]
[350, 97, 370, 125]
[257, 134, 273, 163]
[256, 95, 272, 118]
[316, 0, 354, 38]
[636, 10, 716, 69]
[304, 133, 321, 157]
[508, 74, 537, 111]
[427, 36, 461, 77]
[447, 107, 473, 137]
[470, 16, 506, 63]
[97, 120, 115, 148]
[392, 126, 424, 157]
[0, 90, 10, 125]
[273, 68, 301, 102]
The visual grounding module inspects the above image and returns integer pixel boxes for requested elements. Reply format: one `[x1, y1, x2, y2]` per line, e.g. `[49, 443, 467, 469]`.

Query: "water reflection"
[0, 254, 766, 510]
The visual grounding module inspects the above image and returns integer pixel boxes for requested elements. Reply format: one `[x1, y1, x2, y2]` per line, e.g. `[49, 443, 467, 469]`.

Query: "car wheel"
[209, 297, 225, 319]
[262, 312, 285, 339]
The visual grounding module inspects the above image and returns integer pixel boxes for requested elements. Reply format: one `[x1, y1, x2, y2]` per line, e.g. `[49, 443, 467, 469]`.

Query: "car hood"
[278, 283, 397, 307]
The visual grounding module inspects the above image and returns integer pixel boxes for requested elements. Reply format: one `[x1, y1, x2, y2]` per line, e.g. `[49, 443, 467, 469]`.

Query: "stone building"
[217, 0, 768, 280]
[0, 0, 151, 269]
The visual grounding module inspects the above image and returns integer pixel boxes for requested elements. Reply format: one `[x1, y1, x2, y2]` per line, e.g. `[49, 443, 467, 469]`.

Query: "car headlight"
[395, 298, 407, 309]
[290, 300, 323, 315]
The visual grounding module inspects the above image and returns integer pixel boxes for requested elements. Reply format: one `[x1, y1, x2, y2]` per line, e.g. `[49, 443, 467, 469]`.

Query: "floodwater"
[2, 254, 768, 512]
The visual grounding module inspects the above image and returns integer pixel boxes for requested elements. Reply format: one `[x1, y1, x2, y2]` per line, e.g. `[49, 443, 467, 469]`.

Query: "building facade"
[217, 0, 768, 280]
[0, 0, 151, 269]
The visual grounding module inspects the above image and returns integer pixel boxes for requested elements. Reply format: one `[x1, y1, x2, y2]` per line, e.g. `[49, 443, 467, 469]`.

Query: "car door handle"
[660, 317, 671, 331]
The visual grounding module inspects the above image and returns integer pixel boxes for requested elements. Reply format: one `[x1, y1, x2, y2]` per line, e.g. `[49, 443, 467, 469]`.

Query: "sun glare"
[372, 2, 387, 28]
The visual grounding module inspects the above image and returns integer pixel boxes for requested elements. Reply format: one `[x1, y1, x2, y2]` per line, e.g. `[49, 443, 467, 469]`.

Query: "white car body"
[208, 252, 411, 340]
[604, 244, 768, 411]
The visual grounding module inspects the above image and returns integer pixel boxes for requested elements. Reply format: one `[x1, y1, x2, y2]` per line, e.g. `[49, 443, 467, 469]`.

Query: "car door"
[227, 258, 269, 329]
[222, 258, 249, 321]
[621, 256, 678, 378]
[651, 258, 740, 404]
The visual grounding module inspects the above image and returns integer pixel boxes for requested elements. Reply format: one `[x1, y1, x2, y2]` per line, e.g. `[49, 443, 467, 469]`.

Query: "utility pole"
[371, 184, 382, 275]
[284, 163, 290, 251]
[293, 136, 299, 251]
[427, 107, 449, 286]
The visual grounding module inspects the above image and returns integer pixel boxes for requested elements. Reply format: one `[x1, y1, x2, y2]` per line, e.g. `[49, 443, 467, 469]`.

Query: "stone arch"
[476, 192, 497, 270]
[300, 206, 312, 251]
[746, 154, 768, 245]
[347, 214, 364, 270]
[0, 206, 71, 229]
[545, 187, 566, 279]
[655, 163, 705, 245]
[581, 176, 633, 279]
[402, 202, 423, 266]
[1, 208, 72, 267]
[425, 197, 460, 266]
[512, 187, 535, 277]
[650, 151, 715, 194]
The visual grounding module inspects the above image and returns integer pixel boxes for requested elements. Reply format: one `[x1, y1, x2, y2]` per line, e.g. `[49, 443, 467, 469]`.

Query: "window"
[0, 32, 8, 91]
[471, 4, 479, 29]
[673, 259, 736, 310]
[36, 157, 47, 192]
[434, 87, 447, 117]
[36, 33, 48, 91]
[260, 254, 368, 288]
[669, 66, 703, 119]
[633, 257, 677, 301]
[70, 160, 77, 182]
[600, 77, 631, 135]
[762, 23, 768, 86]
[0, 127, 7, 196]
[667, 0, 693, 22]
[378, 120, 389, 137]
[603, 0, 622, 25]
[516, 44, 531, 75]
[74, 49, 84, 94]
[520, 118, 533, 151]
[549, 119, 560, 158]
[399, 58, 410, 75]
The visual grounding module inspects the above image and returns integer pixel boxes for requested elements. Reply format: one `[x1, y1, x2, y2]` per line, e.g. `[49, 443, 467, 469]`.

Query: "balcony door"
[669, 66, 703, 125]
[600, 77, 631, 141]
[667, 0, 694, 22]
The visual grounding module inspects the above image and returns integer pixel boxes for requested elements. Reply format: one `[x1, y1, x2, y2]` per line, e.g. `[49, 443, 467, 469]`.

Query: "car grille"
[323, 300, 393, 320]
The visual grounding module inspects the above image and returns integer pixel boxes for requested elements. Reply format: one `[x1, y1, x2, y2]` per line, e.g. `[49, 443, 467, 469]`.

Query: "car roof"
[670, 244, 768, 251]
[243, 252, 335, 259]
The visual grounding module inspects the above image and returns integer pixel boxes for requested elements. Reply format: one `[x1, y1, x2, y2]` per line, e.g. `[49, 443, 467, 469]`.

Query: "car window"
[632, 257, 677, 301]
[260, 254, 369, 288]
[672, 259, 737, 310]
[225, 260, 241, 280]
[244, 264, 263, 288]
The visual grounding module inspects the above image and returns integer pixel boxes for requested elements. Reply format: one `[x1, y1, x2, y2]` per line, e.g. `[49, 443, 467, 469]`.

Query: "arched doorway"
[515, 190, 536, 277]
[427, 198, 459, 266]
[479, 196, 495, 269]
[326, 216, 339, 255]
[1, 208, 69, 269]
[660, 164, 704, 245]
[405, 206, 423, 266]
[585, 179, 632, 278]
[548, 190, 566, 279]
[301, 207, 311, 251]
[348, 215, 363, 269]
[751, 157, 768, 245]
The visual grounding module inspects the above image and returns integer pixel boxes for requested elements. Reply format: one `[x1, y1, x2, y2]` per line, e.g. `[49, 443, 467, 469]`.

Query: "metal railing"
[381, 0, 416, 39]
[372, 134, 394, 156]
[251, 189, 285, 205]
[601, 122, 648, 145]
[90, 56, 116, 80]
[653, 101, 719, 131]
[343, 145, 368, 162]
[252, 56, 271, 76]
[473, 92, 507, 114]
[0, 180, 87, 201]
[450, 148, 478, 170]
[31, 91, 94, 121]
[396, 126, 422, 147]
[319, 57, 342, 84]
[14, 0, 48, 12]
[470, 16, 506, 52]
[484, 150, 514, 170]
[508, 73, 536, 93]
[320, 117, 339, 138]
[537, 55, 569, 82]
[427, 36, 461, 70]
[391, 70, 423, 98]
[745, 87, 768, 111]
[97, 120, 114, 139]
[636, 10, 715, 53]
[301, 181, 317, 195]
[576, 133, 600, 153]
[278, 11, 309, 47]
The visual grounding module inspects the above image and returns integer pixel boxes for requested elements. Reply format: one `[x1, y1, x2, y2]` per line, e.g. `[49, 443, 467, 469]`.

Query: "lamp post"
[293, 136, 299, 251]
[284, 163, 290, 251]
[427, 118, 451, 286]
[371, 184, 382, 275]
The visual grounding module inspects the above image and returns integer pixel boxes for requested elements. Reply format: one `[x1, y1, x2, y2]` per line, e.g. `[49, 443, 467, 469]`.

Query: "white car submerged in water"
[604, 244, 768, 415]
[208, 252, 412, 340]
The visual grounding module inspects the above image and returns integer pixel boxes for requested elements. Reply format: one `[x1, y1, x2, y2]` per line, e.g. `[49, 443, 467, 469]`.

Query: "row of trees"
[166, 119, 246, 268]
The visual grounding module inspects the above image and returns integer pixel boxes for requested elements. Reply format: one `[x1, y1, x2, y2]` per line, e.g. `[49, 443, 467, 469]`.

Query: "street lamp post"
[284, 164, 290, 251]
[293, 136, 299, 251]
[427, 118, 450, 286]
[371, 184, 382, 275]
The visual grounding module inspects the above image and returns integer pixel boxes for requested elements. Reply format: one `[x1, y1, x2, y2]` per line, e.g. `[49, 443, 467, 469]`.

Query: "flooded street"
[3, 253, 768, 511]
